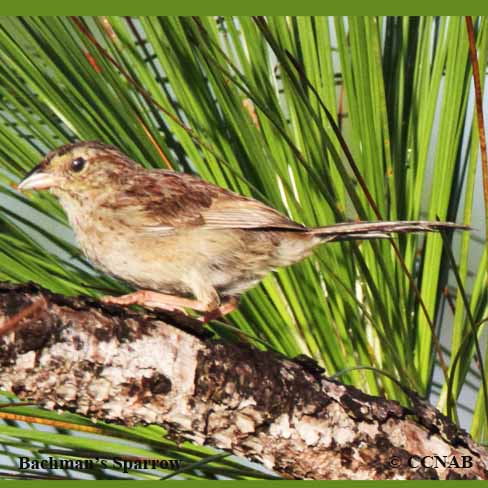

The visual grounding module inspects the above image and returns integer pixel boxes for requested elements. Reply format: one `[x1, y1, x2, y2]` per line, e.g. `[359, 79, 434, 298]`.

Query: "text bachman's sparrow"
[18, 141, 466, 320]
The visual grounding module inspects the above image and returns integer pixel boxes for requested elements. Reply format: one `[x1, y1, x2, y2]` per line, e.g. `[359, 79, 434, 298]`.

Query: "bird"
[17, 141, 467, 321]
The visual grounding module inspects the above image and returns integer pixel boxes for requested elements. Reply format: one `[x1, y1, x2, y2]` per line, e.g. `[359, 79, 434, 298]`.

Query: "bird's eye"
[71, 157, 86, 173]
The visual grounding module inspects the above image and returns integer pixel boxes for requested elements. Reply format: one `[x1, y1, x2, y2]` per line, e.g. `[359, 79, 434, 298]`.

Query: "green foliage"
[0, 16, 486, 479]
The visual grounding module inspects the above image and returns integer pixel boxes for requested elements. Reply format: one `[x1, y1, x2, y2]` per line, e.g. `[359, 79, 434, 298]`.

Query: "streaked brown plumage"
[18, 141, 467, 320]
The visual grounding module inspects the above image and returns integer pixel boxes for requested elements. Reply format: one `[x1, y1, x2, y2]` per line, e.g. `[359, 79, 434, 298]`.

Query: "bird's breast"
[65, 205, 192, 294]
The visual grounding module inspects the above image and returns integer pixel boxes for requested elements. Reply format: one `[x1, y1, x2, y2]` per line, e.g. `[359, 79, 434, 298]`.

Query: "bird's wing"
[104, 170, 305, 234]
[201, 196, 305, 230]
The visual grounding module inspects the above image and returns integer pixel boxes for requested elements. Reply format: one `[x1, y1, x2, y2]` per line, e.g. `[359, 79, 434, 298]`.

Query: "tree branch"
[0, 282, 487, 480]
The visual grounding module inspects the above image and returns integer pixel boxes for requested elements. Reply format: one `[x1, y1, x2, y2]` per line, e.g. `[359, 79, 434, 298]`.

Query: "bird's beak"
[17, 171, 61, 192]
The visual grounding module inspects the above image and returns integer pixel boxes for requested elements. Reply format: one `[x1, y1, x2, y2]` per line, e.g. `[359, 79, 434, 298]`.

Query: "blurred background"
[0, 16, 486, 479]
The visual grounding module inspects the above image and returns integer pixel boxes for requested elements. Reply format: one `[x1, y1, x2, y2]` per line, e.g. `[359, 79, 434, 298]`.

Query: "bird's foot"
[102, 291, 239, 322]
[200, 297, 240, 323]
[101, 290, 207, 313]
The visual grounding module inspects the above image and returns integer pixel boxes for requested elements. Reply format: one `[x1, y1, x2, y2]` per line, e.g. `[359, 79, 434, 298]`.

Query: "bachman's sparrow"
[18, 141, 466, 320]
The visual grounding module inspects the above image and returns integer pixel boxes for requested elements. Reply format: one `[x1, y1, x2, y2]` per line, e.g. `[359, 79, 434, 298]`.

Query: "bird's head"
[17, 141, 137, 197]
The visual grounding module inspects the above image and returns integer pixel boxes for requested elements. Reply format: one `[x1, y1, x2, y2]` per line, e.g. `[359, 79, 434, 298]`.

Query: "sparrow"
[17, 141, 467, 320]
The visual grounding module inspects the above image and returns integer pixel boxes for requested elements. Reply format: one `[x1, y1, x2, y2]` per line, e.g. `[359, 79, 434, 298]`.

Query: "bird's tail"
[309, 220, 469, 242]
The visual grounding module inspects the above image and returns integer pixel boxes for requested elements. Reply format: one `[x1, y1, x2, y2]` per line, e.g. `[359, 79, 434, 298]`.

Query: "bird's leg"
[102, 290, 240, 321]
[200, 296, 240, 323]
[101, 290, 210, 313]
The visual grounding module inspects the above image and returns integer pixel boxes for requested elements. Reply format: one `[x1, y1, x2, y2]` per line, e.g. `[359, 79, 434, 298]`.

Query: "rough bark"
[0, 282, 487, 480]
